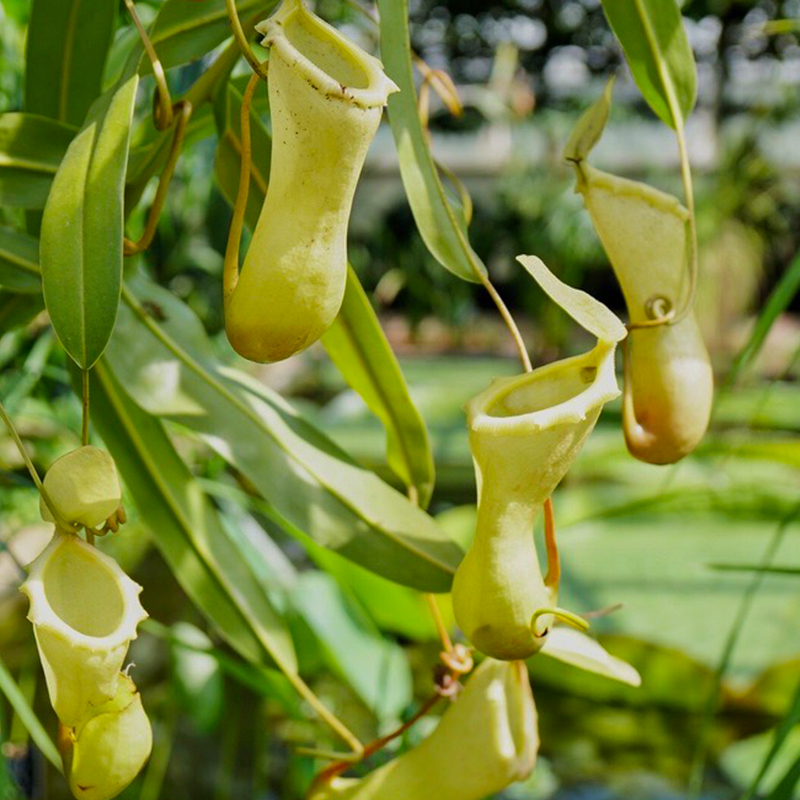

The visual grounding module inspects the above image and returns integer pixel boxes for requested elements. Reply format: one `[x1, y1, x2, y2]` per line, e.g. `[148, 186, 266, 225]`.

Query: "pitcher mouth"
[257, 0, 398, 108]
[466, 341, 620, 435]
[20, 531, 147, 651]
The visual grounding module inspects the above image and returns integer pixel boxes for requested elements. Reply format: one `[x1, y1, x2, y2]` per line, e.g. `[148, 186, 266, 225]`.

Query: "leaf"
[322, 268, 435, 507]
[169, 623, 225, 734]
[601, 0, 696, 129]
[563, 76, 614, 163]
[211, 497, 425, 712]
[302, 527, 443, 642]
[106, 277, 463, 591]
[0, 653, 60, 771]
[0, 292, 45, 336]
[148, 0, 276, 72]
[721, 727, 800, 800]
[40, 76, 138, 369]
[208, 481, 443, 641]
[83, 360, 298, 676]
[0, 227, 42, 293]
[517, 255, 627, 343]
[214, 85, 436, 509]
[727, 248, 800, 386]
[378, 0, 486, 283]
[290, 572, 413, 721]
[143, 619, 301, 713]
[538, 628, 641, 686]
[212, 80, 272, 233]
[0, 114, 76, 209]
[747, 675, 800, 799]
[25, 0, 116, 126]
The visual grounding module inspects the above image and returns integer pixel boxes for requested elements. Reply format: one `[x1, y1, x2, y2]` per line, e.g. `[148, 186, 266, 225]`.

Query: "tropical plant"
[2, 0, 798, 799]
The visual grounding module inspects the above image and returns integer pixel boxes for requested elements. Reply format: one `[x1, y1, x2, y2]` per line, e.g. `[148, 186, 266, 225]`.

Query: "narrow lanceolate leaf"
[213, 85, 435, 505]
[25, 0, 116, 126]
[83, 361, 298, 676]
[0, 114, 76, 209]
[727, 248, 800, 386]
[40, 76, 138, 369]
[107, 277, 463, 591]
[378, 0, 485, 283]
[322, 268, 435, 507]
[601, 0, 696, 129]
[0, 227, 42, 293]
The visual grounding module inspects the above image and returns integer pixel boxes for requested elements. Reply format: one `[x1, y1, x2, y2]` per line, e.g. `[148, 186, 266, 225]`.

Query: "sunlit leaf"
[378, 0, 486, 283]
[322, 268, 435, 507]
[600, 0, 696, 129]
[538, 628, 641, 686]
[517, 255, 626, 342]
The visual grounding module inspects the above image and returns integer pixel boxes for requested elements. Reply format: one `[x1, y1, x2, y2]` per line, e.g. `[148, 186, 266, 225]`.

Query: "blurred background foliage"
[2, 0, 800, 798]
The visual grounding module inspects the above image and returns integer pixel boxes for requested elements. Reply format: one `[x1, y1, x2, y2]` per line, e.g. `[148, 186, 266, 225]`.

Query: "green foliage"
[600, 0, 696, 129]
[378, 0, 486, 283]
[41, 77, 138, 368]
[0, 0, 799, 797]
[24, 0, 116, 126]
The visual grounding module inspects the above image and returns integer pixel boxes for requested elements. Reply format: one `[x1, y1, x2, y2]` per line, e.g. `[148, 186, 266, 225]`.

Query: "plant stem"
[81, 369, 90, 446]
[124, 0, 174, 127]
[425, 593, 453, 653]
[478, 272, 532, 373]
[0, 396, 76, 534]
[224, 72, 261, 306]
[225, 0, 270, 80]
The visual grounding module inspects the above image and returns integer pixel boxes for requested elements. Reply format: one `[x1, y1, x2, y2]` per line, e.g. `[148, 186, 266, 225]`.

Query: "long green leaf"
[0, 114, 76, 209]
[25, 0, 116, 126]
[106, 278, 462, 591]
[768, 753, 800, 800]
[214, 84, 436, 507]
[0, 654, 60, 771]
[41, 76, 138, 369]
[727, 249, 800, 386]
[601, 0, 696, 129]
[84, 360, 298, 675]
[0, 227, 42, 293]
[377, 0, 485, 283]
[322, 268, 435, 507]
[743, 676, 800, 800]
